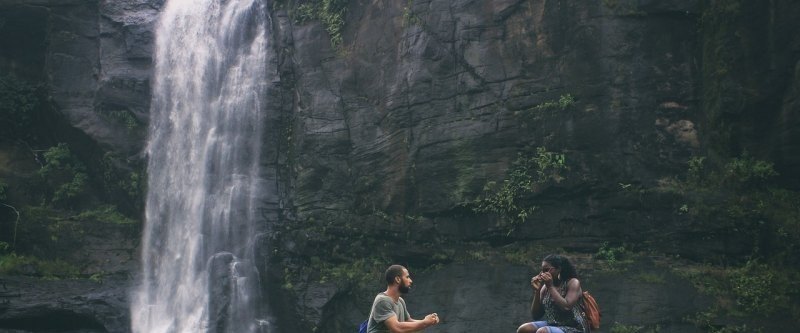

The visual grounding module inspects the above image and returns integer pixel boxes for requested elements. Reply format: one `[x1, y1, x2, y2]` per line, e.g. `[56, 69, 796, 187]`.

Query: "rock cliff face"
[1, 0, 799, 332]
[1, 0, 160, 156]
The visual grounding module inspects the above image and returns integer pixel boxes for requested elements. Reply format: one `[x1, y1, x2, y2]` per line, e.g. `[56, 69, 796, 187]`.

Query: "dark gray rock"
[0, 275, 131, 333]
[3, 0, 800, 332]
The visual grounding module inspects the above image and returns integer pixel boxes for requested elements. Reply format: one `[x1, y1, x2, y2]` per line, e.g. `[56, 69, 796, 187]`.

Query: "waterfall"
[131, 0, 269, 332]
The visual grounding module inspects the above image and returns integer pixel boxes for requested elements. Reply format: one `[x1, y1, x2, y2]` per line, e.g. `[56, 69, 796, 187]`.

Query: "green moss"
[0, 253, 80, 278]
[633, 272, 666, 284]
[452, 141, 478, 202]
[609, 323, 645, 333]
[75, 205, 137, 225]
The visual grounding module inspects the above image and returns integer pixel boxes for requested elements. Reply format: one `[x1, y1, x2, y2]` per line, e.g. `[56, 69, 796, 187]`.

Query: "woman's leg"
[534, 326, 566, 333]
[517, 321, 548, 333]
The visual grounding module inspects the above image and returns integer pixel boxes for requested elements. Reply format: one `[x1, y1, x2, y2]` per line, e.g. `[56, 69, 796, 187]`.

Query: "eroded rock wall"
[2, 0, 799, 332]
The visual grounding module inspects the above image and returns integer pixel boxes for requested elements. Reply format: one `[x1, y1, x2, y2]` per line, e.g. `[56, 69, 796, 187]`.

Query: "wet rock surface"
[0, 275, 131, 333]
[1, 0, 799, 332]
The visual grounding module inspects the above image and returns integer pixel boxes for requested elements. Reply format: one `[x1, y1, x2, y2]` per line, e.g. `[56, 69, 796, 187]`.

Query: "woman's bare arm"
[546, 278, 582, 311]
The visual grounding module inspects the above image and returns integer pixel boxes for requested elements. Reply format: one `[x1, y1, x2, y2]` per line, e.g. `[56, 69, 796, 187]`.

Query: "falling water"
[131, 0, 269, 332]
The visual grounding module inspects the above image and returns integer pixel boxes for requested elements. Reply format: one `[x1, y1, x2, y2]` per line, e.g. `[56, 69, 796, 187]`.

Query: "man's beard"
[399, 283, 411, 294]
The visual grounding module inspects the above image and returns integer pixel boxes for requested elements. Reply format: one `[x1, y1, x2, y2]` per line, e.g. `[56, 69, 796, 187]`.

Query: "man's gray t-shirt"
[367, 292, 410, 333]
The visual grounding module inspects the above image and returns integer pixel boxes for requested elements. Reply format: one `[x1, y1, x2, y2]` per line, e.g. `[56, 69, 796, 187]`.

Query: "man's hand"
[424, 313, 440, 326]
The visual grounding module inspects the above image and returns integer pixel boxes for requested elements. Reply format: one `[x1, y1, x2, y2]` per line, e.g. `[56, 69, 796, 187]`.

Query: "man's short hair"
[385, 265, 406, 286]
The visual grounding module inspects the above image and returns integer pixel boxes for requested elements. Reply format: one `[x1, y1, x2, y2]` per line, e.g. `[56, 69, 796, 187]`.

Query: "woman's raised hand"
[541, 272, 554, 287]
[531, 275, 543, 290]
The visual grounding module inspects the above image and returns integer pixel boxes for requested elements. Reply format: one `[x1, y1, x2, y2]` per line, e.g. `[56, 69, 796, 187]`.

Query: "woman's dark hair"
[385, 265, 406, 285]
[543, 254, 578, 283]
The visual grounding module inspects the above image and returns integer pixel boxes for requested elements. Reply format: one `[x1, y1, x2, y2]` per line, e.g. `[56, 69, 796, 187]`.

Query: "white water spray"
[131, 0, 269, 332]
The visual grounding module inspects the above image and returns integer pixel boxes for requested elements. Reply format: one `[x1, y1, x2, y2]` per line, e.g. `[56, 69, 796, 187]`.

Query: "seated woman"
[517, 254, 589, 333]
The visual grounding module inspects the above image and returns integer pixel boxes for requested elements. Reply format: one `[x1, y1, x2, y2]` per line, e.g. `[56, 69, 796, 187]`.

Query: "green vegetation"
[594, 242, 632, 271]
[0, 75, 43, 140]
[609, 323, 645, 333]
[729, 260, 788, 314]
[38, 143, 89, 207]
[675, 259, 798, 330]
[282, 255, 387, 299]
[700, 0, 744, 155]
[107, 110, 140, 131]
[633, 272, 666, 284]
[0, 252, 80, 278]
[100, 152, 145, 211]
[402, 1, 422, 27]
[292, 0, 349, 49]
[658, 151, 800, 329]
[0, 180, 7, 200]
[662, 152, 799, 264]
[609, 323, 662, 333]
[531, 94, 575, 112]
[75, 205, 137, 225]
[472, 147, 568, 234]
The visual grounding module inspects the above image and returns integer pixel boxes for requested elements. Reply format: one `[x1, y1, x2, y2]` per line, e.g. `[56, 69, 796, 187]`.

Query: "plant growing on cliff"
[0, 253, 80, 278]
[472, 147, 567, 234]
[531, 94, 575, 112]
[293, 0, 349, 48]
[38, 143, 89, 207]
[106, 110, 140, 132]
[595, 242, 632, 271]
[677, 258, 795, 331]
[403, 1, 422, 27]
[0, 181, 7, 201]
[100, 152, 145, 212]
[0, 75, 43, 140]
[668, 152, 800, 266]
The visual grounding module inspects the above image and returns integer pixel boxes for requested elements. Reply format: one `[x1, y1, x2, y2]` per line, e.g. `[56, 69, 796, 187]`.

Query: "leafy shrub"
[100, 152, 145, 211]
[472, 147, 568, 233]
[0, 75, 43, 139]
[729, 260, 788, 315]
[595, 242, 631, 271]
[107, 110, 139, 131]
[38, 143, 89, 206]
[722, 154, 777, 188]
[292, 0, 349, 48]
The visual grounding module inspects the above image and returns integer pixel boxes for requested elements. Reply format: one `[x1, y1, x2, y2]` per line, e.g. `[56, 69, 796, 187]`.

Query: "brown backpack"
[581, 291, 601, 330]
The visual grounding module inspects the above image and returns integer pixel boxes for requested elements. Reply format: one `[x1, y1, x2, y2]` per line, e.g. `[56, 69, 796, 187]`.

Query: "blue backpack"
[358, 320, 368, 333]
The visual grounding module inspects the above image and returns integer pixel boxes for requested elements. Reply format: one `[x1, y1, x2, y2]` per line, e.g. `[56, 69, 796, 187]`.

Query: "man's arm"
[384, 313, 438, 333]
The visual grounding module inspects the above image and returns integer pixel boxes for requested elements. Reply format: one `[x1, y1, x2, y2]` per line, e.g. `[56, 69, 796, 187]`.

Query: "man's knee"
[516, 323, 535, 333]
[535, 327, 550, 333]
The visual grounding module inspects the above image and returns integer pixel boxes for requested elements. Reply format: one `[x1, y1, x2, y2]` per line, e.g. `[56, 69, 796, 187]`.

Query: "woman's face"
[541, 261, 560, 278]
